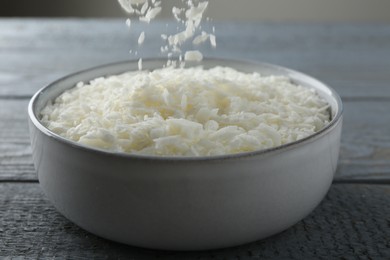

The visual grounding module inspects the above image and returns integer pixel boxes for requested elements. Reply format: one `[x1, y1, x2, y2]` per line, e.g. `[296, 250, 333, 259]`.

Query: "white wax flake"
[192, 31, 209, 45]
[138, 58, 143, 70]
[118, 0, 135, 13]
[172, 6, 182, 14]
[129, 0, 147, 5]
[186, 2, 208, 22]
[172, 6, 183, 21]
[168, 20, 195, 48]
[140, 6, 162, 23]
[161, 34, 168, 40]
[139, 16, 149, 23]
[138, 31, 145, 45]
[140, 1, 149, 15]
[125, 18, 131, 28]
[184, 51, 203, 62]
[210, 34, 216, 47]
[147, 6, 162, 19]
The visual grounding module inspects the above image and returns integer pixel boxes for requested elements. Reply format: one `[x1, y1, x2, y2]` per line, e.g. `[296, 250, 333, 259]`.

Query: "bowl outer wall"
[28, 59, 343, 250]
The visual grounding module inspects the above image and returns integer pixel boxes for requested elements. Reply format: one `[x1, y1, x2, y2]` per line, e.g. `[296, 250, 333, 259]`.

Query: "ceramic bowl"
[28, 59, 343, 251]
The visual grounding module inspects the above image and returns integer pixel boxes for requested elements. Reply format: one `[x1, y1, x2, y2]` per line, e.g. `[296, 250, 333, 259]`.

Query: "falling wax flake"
[210, 34, 216, 47]
[138, 31, 145, 45]
[125, 18, 131, 28]
[184, 50, 203, 62]
[118, 0, 216, 66]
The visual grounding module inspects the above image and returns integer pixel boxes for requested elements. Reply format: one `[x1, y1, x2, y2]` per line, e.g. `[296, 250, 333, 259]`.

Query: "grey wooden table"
[1, 19, 390, 259]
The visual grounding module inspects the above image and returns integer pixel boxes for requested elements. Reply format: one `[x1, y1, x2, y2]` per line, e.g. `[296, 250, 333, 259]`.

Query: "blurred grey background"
[2, 0, 390, 22]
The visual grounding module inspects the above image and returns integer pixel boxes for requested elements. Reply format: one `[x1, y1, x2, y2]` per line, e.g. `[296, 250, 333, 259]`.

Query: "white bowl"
[28, 59, 343, 251]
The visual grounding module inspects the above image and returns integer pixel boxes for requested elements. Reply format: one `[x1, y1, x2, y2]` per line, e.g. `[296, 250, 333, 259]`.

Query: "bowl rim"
[28, 58, 343, 162]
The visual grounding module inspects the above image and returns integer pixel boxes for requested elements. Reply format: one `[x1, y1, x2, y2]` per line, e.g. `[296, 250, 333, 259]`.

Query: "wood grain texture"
[1, 99, 389, 181]
[339, 100, 390, 181]
[0, 183, 389, 259]
[0, 19, 389, 98]
[0, 100, 34, 181]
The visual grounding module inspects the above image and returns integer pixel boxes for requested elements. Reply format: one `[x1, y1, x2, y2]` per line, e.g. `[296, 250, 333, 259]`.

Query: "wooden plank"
[0, 99, 34, 181]
[0, 183, 389, 258]
[339, 100, 390, 181]
[0, 19, 390, 97]
[1, 99, 389, 182]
